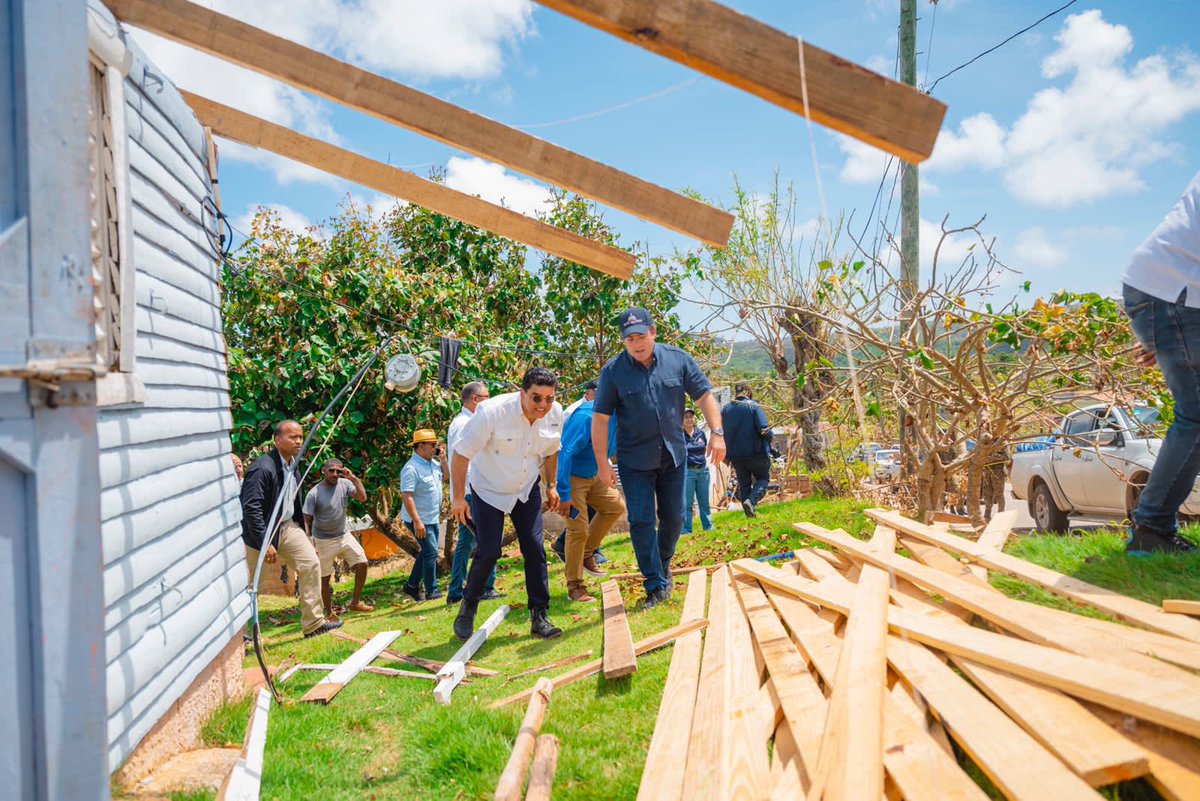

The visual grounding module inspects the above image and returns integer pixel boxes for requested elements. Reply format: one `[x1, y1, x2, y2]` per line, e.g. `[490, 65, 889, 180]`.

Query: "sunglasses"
[527, 392, 556, 405]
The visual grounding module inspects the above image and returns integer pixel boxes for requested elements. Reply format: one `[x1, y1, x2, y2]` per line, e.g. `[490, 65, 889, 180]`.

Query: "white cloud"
[444, 156, 553, 217]
[1013, 226, 1069, 270]
[125, 1, 533, 185]
[842, 10, 1200, 209]
[919, 217, 977, 275]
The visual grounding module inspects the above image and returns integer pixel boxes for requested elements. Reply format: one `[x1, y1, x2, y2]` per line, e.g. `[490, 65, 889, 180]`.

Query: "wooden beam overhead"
[183, 93, 636, 280]
[534, 0, 947, 164]
[105, 0, 734, 247]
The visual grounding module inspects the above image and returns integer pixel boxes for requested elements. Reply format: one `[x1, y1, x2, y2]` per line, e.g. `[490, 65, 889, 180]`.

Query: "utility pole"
[899, 0, 919, 457]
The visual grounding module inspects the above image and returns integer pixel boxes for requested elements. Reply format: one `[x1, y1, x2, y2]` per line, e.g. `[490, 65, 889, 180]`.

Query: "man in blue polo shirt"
[723, 382, 773, 518]
[592, 308, 725, 609]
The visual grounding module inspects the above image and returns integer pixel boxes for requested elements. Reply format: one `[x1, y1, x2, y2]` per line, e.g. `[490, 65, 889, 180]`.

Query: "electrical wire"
[925, 0, 1080, 95]
[511, 78, 702, 131]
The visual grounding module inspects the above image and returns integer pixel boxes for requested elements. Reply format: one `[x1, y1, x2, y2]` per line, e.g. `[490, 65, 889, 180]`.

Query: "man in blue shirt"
[555, 396, 623, 602]
[1122, 168, 1200, 554]
[399, 428, 449, 601]
[592, 308, 725, 609]
[722, 382, 773, 518]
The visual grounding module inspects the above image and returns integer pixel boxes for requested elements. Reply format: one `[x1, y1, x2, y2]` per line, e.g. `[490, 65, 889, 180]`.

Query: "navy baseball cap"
[618, 307, 653, 337]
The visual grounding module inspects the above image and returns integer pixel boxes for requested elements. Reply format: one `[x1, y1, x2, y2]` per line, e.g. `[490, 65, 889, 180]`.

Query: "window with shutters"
[88, 56, 122, 372]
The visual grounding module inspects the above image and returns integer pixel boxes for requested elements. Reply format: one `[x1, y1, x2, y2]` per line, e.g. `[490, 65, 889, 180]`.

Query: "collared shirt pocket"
[537, 429, 561, 456]
[492, 434, 520, 455]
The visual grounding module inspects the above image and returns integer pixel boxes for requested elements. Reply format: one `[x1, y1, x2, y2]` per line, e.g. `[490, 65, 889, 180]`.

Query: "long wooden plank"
[770, 719, 805, 801]
[1164, 599, 1200, 616]
[867, 508, 1200, 642]
[1085, 703, 1200, 801]
[735, 559, 1200, 739]
[533, 0, 946, 164]
[681, 566, 730, 800]
[760, 583, 988, 801]
[106, 0, 734, 247]
[507, 650, 594, 682]
[437, 605, 511, 705]
[489, 618, 708, 709]
[216, 688, 271, 801]
[300, 630, 401, 704]
[810, 531, 890, 801]
[330, 629, 499, 677]
[637, 569, 708, 801]
[799, 523, 1200, 678]
[733, 574, 824, 791]
[888, 636, 1101, 800]
[524, 734, 560, 801]
[494, 678, 553, 801]
[975, 509, 1019, 551]
[601, 579, 637, 679]
[885, 579, 1151, 785]
[721, 568, 771, 801]
[898, 535, 1200, 672]
[182, 93, 635, 280]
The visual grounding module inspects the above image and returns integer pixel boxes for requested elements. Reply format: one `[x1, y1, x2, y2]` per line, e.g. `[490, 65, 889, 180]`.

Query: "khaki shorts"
[312, 531, 368, 577]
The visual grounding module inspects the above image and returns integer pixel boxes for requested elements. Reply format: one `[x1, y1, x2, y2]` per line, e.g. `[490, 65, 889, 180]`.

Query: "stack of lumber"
[635, 507, 1200, 801]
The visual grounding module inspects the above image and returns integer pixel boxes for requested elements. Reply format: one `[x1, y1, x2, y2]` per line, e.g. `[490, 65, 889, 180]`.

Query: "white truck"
[1009, 403, 1200, 533]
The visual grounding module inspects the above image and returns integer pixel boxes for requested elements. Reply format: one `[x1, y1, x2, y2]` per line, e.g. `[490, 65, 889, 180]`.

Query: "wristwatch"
[712, 427, 724, 436]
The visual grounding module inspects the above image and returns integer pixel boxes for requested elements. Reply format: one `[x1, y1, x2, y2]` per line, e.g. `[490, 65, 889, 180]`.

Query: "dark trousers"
[731, 455, 771, 506]
[464, 482, 550, 609]
[448, 494, 495, 601]
[618, 445, 686, 594]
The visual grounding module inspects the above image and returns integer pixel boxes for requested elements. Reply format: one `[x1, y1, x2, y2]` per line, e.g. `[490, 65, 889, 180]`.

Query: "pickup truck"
[1009, 403, 1200, 533]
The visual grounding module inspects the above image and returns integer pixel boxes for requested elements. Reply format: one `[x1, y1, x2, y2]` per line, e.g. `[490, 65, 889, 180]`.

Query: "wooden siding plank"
[100, 428, 232, 489]
[867, 508, 1200, 642]
[533, 0, 945, 163]
[637, 568, 708, 801]
[131, 198, 220, 295]
[107, 0, 734, 247]
[107, 592, 249, 764]
[125, 92, 211, 203]
[103, 499, 241, 606]
[133, 303, 226, 354]
[98, 407, 231, 449]
[601, 579, 637, 678]
[123, 36, 210, 166]
[102, 472, 236, 561]
[132, 356, 229, 391]
[136, 274, 222, 331]
[101, 448, 233, 520]
[735, 559, 1200, 740]
[135, 332, 227, 371]
[139, 384, 230, 411]
[185, 94, 637, 280]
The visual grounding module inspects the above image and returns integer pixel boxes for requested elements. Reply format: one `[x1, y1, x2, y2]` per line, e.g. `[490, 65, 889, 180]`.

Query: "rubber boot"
[454, 598, 478, 641]
[529, 606, 563, 639]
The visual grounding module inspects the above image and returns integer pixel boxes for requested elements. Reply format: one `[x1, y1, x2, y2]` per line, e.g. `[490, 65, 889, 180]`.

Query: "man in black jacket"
[240, 419, 341, 638]
[722, 383, 773, 518]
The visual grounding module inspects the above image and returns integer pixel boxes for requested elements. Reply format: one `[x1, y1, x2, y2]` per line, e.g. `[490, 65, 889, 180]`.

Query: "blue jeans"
[731, 455, 771, 506]
[403, 521, 439, 595]
[1125, 284, 1200, 536]
[682, 467, 712, 533]
[447, 495, 495, 601]
[618, 445, 686, 594]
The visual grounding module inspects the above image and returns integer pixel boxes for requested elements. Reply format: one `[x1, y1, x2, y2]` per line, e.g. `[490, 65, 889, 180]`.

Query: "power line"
[925, 0, 1080, 95]
[510, 78, 702, 131]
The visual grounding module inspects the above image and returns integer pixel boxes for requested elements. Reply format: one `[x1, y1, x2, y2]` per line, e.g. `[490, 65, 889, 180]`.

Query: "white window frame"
[87, 9, 143, 407]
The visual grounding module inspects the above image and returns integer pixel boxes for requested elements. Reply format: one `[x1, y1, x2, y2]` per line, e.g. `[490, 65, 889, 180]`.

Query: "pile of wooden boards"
[634, 507, 1200, 801]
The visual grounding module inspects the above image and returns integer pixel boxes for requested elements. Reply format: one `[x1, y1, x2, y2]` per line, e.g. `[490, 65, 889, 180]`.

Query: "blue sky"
[130, 1, 1200, 331]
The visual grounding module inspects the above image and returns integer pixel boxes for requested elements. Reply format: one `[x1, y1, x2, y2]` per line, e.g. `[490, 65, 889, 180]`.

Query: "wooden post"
[494, 678, 553, 801]
[524, 735, 560, 801]
[601, 579, 637, 678]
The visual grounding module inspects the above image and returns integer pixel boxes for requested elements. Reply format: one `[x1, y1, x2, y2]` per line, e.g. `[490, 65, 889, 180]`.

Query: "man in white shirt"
[450, 367, 565, 641]
[1122, 169, 1200, 554]
[445, 381, 503, 603]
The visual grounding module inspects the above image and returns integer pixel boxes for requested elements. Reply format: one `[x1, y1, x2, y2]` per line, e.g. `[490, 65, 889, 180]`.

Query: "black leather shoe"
[454, 599, 478, 641]
[529, 607, 563, 639]
[640, 588, 671, 611]
[303, 619, 344, 638]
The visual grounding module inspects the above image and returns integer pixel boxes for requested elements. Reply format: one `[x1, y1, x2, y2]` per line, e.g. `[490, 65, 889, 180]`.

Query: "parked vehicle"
[850, 441, 883, 464]
[872, 448, 901, 483]
[1009, 404, 1200, 533]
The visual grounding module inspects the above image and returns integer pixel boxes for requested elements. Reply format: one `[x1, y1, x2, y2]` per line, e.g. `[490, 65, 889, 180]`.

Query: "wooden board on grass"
[1164, 599, 1200, 616]
[216, 688, 271, 801]
[601, 579, 637, 679]
[300, 630, 401, 704]
[866, 508, 1200, 643]
[721, 567, 771, 800]
[436, 605, 510, 705]
[330, 629, 499, 677]
[489, 618, 709, 709]
[637, 569, 708, 801]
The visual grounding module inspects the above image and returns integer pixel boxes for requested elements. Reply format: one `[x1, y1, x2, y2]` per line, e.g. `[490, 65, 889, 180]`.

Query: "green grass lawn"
[149, 496, 1200, 801]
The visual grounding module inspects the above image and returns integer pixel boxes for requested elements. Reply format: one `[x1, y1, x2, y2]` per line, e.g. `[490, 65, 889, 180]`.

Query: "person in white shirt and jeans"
[1122, 168, 1200, 554]
[450, 367, 565, 641]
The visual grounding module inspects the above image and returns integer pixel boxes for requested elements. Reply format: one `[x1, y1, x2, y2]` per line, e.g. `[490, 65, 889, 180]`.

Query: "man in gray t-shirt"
[302, 459, 373, 617]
